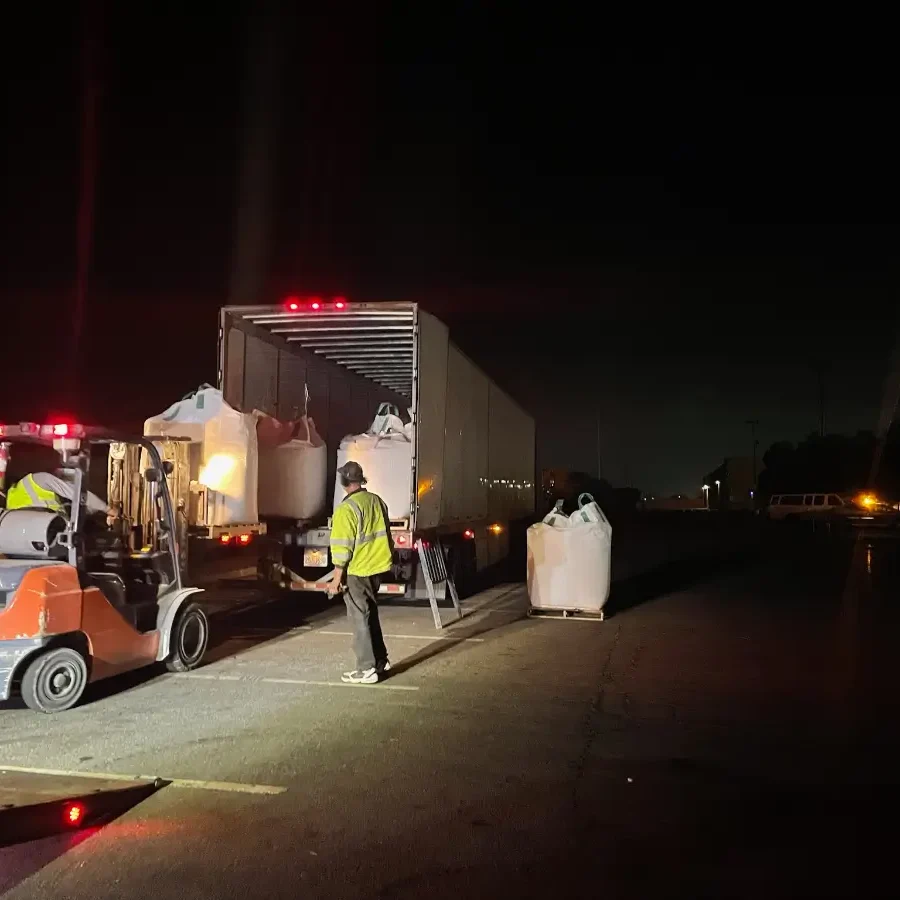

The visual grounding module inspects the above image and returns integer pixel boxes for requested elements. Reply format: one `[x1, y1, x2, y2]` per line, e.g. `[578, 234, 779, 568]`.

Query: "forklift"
[0, 422, 208, 713]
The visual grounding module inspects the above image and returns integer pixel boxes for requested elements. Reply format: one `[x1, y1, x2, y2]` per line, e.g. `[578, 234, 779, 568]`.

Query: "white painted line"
[263, 677, 419, 692]
[318, 630, 484, 643]
[177, 672, 419, 692]
[0, 764, 286, 796]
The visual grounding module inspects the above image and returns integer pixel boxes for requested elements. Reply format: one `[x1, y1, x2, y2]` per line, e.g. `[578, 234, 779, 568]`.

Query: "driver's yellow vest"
[5, 474, 64, 512]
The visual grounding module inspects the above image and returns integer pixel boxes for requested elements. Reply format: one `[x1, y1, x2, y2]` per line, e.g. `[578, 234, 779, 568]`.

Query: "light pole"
[702, 484, 710, 510]
[746, 419, 759, 491]
[715, 479, 721, 510]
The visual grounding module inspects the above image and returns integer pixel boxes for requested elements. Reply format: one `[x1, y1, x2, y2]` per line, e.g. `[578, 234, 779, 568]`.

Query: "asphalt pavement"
[1, 518, 897, 898]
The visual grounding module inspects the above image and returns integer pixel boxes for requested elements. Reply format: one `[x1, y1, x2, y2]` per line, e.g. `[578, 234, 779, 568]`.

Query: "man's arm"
[33, 473, 114, 516]
[327, 504, 357, 593]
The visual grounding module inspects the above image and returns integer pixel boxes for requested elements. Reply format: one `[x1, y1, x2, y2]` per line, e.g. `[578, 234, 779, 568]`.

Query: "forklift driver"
[5, 471, 117, 522]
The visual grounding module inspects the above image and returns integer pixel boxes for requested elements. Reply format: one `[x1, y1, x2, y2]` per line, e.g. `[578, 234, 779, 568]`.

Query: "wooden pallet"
[527, 607, 605, 622]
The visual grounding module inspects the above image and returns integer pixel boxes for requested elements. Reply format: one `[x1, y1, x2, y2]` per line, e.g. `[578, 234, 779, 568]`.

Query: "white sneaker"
[376, 659, 392, 674]
[341, 668, 379, 684]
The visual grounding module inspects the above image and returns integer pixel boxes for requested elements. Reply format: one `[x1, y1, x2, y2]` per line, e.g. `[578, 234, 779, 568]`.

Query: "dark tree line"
[757, 426, 900, 500]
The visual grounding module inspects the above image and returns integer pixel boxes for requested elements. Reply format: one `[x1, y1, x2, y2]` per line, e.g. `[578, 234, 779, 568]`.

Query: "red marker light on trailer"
[333, 297, 347, 309]
[309, 298, 322, 311]
[238, 533, 251, 545]
[219, 534, 231, 545]
[64, 802, 85, 826]
[395, 533, 408, 546]
[285, 296, 301, 311]
[463, 529, 475, 540]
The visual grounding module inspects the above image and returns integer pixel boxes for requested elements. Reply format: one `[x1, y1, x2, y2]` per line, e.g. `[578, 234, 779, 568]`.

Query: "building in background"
[703, 456, 757, 511]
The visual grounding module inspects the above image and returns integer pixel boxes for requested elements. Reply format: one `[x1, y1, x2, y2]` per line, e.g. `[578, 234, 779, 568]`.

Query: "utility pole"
[746, 419, 759, 490]
[813, 362, 827, 437]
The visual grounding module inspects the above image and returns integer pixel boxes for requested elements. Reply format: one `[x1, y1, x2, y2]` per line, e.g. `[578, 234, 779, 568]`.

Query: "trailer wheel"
[165, 603, 209, 672]
[21, 647, 89, 713]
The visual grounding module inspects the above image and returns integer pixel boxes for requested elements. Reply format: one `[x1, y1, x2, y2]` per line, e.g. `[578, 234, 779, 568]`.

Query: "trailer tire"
[165, 603, 209, 673]
[21, 647, 89, 713]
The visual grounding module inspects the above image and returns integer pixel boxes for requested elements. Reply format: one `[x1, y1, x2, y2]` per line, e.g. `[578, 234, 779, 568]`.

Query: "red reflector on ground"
[64, 803, 85, 826]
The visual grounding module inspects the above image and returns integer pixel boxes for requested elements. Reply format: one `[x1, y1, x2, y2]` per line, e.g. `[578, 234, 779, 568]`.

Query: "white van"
[767, 493, 845, 521]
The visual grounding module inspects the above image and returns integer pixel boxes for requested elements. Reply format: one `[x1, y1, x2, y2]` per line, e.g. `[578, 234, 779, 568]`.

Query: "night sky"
[4, 7, 898, 496]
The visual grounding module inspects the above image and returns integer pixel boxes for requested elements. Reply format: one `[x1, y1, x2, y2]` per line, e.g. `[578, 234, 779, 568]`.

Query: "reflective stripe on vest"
[5, 474, 64, 512]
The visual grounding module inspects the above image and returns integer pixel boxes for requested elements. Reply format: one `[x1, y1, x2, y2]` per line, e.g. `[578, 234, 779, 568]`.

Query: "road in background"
[1, 517, 896, 897]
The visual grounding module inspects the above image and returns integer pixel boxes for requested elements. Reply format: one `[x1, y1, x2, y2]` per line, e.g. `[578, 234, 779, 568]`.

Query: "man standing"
[327, 461, 394, 684]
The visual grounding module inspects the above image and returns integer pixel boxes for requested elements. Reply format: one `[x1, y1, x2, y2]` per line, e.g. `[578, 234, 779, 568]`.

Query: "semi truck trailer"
[218, 299, 536, 599]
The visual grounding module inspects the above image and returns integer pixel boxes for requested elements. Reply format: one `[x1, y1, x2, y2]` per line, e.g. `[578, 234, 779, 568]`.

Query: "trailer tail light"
[309, 298, 323, 311]
[463, 529, 475, 540]
[285, 296, 301, 311]
[219, 534, 232, 545]
[238, 533, 252, 545]
[64, 802, 86, 827]
[333, 297, 347, 309]
[394, 532, 411, 547]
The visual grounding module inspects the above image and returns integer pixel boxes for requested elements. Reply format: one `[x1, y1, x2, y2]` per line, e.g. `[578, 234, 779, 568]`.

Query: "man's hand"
[106, 506, 119, 527]
[325, 567, 345, 596]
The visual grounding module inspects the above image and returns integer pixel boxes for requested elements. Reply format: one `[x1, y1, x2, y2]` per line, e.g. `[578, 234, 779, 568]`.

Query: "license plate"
[303, 547, 329, 568]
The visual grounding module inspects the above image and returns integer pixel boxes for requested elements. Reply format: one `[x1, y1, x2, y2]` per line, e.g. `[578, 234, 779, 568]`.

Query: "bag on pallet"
[527, 500, 612, 613]
[144, 385, 258, 526]
[333, 404, 413, 518]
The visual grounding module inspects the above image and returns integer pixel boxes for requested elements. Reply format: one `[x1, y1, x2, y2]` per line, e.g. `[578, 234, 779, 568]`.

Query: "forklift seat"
[85, 572, 128, 608]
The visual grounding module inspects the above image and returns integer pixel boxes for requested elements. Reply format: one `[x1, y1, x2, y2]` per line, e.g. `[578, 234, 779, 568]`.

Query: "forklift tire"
[21, 647, 89, 714]
[165, 603, 209, 673]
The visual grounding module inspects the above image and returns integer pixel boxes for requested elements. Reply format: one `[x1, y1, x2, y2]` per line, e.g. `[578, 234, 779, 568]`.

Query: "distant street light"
[702, 484, 710, 510]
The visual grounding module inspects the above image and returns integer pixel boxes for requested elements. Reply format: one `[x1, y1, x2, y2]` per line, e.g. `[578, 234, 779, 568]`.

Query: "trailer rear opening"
[218, 300, 535, 599]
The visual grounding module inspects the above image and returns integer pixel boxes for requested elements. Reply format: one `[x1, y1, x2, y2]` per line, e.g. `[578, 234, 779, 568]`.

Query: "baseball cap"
[337, 461, 367, 484]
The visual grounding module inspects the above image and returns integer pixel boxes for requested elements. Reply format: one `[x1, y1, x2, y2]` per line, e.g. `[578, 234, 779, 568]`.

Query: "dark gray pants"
[344, 574, 388, 671]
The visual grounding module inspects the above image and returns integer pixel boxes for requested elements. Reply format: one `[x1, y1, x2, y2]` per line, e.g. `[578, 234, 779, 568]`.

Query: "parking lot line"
[0, 764, 286, 796]
[317, 630, 485, 643]
[177, 672, 419, 692]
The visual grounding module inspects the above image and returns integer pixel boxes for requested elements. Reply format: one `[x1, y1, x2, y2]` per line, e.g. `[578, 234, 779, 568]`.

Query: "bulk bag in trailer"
[258, 416, 327, 520]
[144, 385, 258, 526]
[526, 502, 612, 613]
[333, 404, 413, 519]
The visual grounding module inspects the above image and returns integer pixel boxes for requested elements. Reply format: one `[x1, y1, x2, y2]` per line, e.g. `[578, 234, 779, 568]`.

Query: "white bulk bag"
[144, 385, 258, 526]
[333, 404, 413, 519]
[258, 417, 327, 520]
[527, 503, 612, 613]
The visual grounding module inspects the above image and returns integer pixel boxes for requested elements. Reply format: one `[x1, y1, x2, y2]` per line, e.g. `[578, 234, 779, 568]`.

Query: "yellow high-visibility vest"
[5, 474, 64, 512]
[330, 489, 393, 577]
